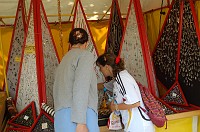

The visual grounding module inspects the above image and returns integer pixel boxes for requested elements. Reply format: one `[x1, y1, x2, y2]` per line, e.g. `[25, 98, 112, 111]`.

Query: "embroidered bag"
[137, 82, 167, 127]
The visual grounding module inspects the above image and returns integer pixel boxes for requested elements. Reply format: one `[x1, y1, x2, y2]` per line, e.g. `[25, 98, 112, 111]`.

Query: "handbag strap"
[138, 106, 151, 121]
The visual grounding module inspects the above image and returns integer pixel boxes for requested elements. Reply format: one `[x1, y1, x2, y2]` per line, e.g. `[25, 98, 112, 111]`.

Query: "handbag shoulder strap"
[138, 106, 150, 121]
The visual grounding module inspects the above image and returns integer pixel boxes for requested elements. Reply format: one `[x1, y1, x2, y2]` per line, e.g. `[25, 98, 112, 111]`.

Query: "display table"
[156, 110, 200, 132]
[100, 110, 200, 132]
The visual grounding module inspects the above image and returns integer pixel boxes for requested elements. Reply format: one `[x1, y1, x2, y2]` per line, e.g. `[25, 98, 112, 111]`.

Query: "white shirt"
[113, 70, 155, 132]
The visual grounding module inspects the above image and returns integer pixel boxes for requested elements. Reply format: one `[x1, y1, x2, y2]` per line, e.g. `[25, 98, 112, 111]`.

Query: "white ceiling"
[0, 0, 171, 25]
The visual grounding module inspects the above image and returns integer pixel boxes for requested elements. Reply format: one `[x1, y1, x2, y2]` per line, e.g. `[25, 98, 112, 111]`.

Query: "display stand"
[14, 0, 59, 114]
[8, 101, 36, 130]
[5, 0, 26, 99]
[152, 0, 200, 106]
[119, 0, 158, 96]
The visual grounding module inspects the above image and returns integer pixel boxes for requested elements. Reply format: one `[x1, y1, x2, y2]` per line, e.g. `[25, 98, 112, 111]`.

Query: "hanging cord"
[57, 0, 64, 57]
[159, 0, 166, 34]
[0, 29, 9, 97]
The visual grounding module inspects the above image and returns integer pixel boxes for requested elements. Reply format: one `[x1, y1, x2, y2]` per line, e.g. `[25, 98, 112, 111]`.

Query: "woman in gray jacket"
[53, 28, 99, 132]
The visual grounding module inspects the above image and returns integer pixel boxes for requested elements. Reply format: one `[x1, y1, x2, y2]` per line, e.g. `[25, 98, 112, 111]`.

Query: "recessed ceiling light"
[88, 15, 99, 20]
[68, 2, 74, 6]
[47, 0, 51, 2]
[103, 10, 107, 13]
[107, 11, 110, 14]
[90, 4, 94, 7]
[93, 11, 98, 14]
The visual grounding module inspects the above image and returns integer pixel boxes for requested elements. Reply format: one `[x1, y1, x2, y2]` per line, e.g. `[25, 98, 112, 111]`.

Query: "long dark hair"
[96, 53, 125, 77]
[69, 28, 88, 45]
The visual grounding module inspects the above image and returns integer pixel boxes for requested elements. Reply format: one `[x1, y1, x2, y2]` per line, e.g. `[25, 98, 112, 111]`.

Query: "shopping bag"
[107, 112, 122, 130]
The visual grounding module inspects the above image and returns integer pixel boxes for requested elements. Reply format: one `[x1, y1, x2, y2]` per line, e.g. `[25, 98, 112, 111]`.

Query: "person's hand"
[76, 124, 88, 132]
[109, 100, 115, 112]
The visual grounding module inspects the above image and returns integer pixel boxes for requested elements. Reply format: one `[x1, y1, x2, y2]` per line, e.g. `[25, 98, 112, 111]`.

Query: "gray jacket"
[53, 48, 98, 124]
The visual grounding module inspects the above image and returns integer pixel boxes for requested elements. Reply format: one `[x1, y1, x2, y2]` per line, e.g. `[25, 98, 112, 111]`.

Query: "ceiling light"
[103, 10, 107, 13]
[68, 2, 74, 6]
[90, 4, 94, 7]
[88, 15, 99, 20]
[93, 11, 98, 14]
[107, 12, 110, 14]
[47, 0, 51, 2]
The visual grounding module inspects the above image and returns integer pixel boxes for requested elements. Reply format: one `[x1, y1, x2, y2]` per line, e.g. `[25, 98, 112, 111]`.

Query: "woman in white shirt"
[96, 53, 154, 132]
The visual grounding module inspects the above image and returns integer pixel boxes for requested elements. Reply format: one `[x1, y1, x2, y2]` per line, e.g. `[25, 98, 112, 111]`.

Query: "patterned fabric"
[6, 0, 26, 99]
[153, 0, 200, 106]
[156, 97, 176, 115]
[106, 0, 124, 56]
[9, 102, 36, 129]
[162, 84, 188, 106]
[6, 128, 28, 132]
[40, 3, 59, 108]
[31, 113, 54, 132]
[152, 0, 180, 89]
[178, 0, 200, 106]
[16, 0, 59, 113]
[119, 0, 148, 88]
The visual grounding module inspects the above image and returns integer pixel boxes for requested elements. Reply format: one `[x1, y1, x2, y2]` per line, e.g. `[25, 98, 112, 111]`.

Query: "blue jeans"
[54, 108, 99, 132]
